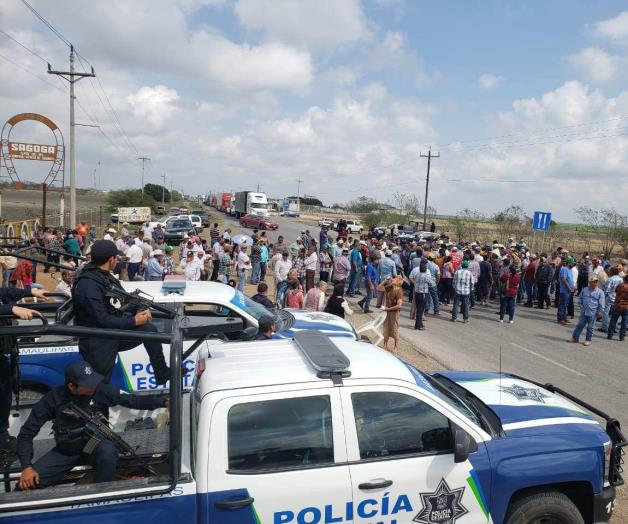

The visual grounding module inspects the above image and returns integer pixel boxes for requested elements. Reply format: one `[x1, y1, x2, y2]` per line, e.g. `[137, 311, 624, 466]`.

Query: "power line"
[0, 28, 48, 62]
[0, 52, 64, 92]
[20, 0, 71, 47]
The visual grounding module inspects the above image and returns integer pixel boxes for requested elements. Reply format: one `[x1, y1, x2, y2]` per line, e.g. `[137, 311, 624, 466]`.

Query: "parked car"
[110, 213, 118, 224]
[151, 214, 203, 233]
[191, 210, 210, 226]
[345, 219, 363, 234]
[167, 207, 181, 216]
[280, 210, 300, 218]
[239, 214, 279, 230]
[318, 217, 335, 228]
[163, 218, 196, 242]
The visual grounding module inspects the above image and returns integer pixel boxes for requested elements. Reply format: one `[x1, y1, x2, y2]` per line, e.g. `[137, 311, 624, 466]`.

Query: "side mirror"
[454, 428, 477, 463]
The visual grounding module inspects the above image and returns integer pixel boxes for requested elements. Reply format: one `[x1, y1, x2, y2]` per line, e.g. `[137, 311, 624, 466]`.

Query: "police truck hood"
[434, 371, 598, 433]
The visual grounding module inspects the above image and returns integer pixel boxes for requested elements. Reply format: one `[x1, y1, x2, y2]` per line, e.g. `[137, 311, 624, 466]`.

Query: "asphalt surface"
[218, 211, 628, 427]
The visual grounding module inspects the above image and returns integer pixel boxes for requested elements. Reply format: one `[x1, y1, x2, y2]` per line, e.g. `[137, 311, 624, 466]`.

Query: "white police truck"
[17, 281, 356, 395]
[1, 325, 624, 524]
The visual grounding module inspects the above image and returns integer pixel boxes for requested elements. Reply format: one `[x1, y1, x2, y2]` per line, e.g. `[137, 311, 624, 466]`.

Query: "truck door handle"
[358, 479, 393, 490]
[214, 496, 255, 509]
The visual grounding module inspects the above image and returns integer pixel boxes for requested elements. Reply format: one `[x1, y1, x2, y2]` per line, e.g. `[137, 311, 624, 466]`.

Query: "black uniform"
[17, 383, 165, 488]
[72, 263, 169, 383]
[0, 287, 36, 446]
[251, 293, 274, 309]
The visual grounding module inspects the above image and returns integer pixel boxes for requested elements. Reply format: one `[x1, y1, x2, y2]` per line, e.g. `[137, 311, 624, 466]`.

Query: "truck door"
[201, 388, 352, 524]
[341, 385, 490, 524]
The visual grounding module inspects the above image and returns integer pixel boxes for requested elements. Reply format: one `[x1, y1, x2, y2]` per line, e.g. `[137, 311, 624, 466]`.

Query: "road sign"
[532, 211, 552, 231]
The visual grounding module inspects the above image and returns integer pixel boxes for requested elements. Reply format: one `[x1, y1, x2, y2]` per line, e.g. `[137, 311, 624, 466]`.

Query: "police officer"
[17, 361, 168, 490]
[254, 315, 276, 340]
[72, 240, 170, 385]
[0, 286, 49, 452]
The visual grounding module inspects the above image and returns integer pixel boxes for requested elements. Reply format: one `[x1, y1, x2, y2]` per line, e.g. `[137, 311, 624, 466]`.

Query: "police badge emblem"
[414, 478, 469, 524]
[499, 383, 549, 403]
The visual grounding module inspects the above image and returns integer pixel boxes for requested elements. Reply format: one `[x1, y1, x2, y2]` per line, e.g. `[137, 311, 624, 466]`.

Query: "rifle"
[104, 286, 177, 319]
[65, 402, 157, 475]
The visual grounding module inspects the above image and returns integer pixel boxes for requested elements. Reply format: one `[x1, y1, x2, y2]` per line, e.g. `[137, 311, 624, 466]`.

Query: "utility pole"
[170, 180, 173, 202]
[138, 156, 150, 200]
[48, 45, 95, 226]
[419, 148, 440, 231]
[161, 172, 166, 203]
[296, 179, 303, 201]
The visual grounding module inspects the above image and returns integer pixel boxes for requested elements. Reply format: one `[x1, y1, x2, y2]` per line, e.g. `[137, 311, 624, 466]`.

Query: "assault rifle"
[66, 402, 157, 475]
[104, 286, 177, 319]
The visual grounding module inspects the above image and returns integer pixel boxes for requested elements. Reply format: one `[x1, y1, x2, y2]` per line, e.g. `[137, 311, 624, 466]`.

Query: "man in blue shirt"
[347, 241, 363, 297]
[376, 250, 397, 307]
[358, 256, 380, 313]
[145, 249, 165, 281]
[557, 256, 576, 325]
[569, 275, 605, 346]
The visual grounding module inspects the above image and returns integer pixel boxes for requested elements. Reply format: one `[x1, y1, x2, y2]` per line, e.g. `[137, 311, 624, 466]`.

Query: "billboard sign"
[118, 207, 152, 223]
[8, 142, 58, 161]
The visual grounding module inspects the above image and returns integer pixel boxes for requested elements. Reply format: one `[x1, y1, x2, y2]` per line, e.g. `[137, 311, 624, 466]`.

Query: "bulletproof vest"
[73, 264, 126, 317]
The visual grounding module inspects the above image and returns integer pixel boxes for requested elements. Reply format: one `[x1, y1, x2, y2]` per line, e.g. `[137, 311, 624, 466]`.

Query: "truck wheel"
[506, 491, 584, 524]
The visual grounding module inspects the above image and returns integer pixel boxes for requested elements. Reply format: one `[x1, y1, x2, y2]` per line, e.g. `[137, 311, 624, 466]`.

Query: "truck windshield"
[401, 360, 481, 426]
[230, 290, 273, 320]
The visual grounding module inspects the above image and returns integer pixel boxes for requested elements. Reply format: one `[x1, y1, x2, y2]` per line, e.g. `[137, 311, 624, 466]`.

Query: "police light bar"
[293, 330, 351, 384]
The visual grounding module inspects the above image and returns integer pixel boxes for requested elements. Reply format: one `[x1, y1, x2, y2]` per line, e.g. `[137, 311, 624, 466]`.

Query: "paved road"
[347, 294, 628, 428]
[216, 210, 628, 427]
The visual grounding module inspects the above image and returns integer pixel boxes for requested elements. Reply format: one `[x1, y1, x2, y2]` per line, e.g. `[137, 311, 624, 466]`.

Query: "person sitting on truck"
[72, 240, 170, 385]
[17, 361, 168, 491]
[254, 315, 275, 340]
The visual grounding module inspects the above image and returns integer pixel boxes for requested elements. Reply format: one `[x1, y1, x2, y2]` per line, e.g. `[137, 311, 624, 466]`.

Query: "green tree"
[107, 189, 157, 212]
[143, 183, 171, 202]
[574, 207, 628, 257]
[288, 195, 323, 206]
[347, 196, 384, 214]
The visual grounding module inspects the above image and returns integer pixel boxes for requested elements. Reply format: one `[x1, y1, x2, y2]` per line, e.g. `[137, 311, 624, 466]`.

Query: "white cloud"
[592, 11, 628, 43]
[567, 47, 625, 84]
[204, 36, 313, 90]
[234, 0, 370, 48]
[479, 73, 505, 90]
[126, 85, 180, 127]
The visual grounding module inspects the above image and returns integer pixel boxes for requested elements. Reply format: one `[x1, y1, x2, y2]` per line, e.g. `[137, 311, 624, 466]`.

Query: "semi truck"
[233, 191, 269, 218]
[219, 193, 232, 214]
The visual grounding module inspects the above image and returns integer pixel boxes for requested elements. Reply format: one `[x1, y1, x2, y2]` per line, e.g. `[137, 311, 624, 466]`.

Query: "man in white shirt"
[274, 251, 292, 304]
[304, 246, 318, 292]
[103, 228, 116, 242]
[126, 241, 144, 281]
[236, 245, 251, 293]
[141, 222, 153, 241]
[54, 270, 73, 297]
[134, 231, 145, 246]
[179, 251, 201, 281]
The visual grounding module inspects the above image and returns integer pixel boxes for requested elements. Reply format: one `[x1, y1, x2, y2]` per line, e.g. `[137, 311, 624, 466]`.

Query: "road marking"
[509, 342, 586, 377]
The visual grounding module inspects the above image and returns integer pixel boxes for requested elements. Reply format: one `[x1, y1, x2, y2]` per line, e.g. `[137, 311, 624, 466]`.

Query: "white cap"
[152, 249, 164, 256]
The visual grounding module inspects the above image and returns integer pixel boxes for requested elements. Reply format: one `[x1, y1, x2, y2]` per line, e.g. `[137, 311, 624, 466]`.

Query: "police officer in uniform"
[0, 286, 49, 452]
[72, 240, 170, 385]
[17, 361, 168, 490]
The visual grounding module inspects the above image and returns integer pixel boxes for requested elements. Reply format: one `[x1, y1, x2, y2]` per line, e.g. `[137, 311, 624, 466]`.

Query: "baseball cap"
[91, 239, 118, 264]
[566, 256, 576, 265]
[65, 361, 103, 388]
[165, 245, 174, 252]
[385, 249, 393, 256]
[461, 260, 469, 268]
[152, 249, 164, 256]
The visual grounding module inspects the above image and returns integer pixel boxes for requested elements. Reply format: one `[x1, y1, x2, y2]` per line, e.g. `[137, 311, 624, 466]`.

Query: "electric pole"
[138, 156, 150, 200]
[296, 179, 303, 200]
[420, 148, 440, 231]
[170, 180, 174, 202]
[48, 45, 95, 226]
[161, 172, 166, 203]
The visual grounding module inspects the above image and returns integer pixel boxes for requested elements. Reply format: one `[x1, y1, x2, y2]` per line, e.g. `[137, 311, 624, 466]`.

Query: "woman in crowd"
[324, 283, 353, 319]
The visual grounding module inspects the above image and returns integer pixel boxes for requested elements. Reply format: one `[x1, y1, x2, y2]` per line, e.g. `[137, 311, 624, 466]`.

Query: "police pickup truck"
[17, 281, 356, 395]
[1, 325, 624, 524]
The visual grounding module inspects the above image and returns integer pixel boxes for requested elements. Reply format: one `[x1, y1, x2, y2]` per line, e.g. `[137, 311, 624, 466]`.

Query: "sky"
[1, 0, 628, 222]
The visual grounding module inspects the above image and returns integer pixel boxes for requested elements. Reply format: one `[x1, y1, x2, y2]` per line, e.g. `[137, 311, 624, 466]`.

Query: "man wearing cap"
[16, 361, 168, 490]
[102, 228, 116, 243]
[145, 250, 165, 281]
[119, 222, 130, 238]
[557, 256, 576, 325]
[569, 276, 605, 347]
[125, 238, 143, 281]
[72, 240, 170, 385]
[451, 259, 474, 323]
[152, 223, 165, 245]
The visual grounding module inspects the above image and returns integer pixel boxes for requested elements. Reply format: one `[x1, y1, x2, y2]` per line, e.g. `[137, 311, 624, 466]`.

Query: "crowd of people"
[2, 217, 627, 354]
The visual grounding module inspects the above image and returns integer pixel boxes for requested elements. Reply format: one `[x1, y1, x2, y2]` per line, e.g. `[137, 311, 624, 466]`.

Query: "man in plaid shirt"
[451, 259, 475, 323]
[292, 248, 307, 287]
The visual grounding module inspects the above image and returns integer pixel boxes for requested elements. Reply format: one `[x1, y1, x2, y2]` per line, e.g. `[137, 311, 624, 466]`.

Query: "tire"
[506, 491, 584, 524]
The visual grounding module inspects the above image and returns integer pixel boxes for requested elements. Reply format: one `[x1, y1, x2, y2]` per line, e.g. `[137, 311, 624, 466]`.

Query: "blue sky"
[1, 0, 628, 221]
